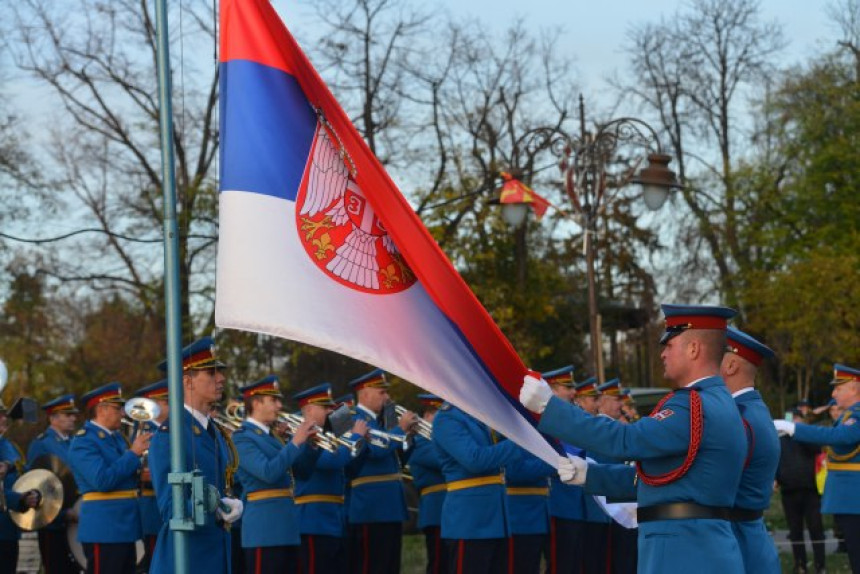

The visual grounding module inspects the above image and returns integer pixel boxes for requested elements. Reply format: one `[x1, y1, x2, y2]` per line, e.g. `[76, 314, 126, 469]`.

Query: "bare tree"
[7, 0, 219, 336]
[618, 0, 785, 308]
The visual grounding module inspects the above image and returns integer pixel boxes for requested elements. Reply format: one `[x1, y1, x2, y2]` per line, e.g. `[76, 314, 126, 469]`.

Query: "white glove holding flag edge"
[558, 455, 588, 485]
[520, 371, 553, 414]
[774, 420, 795, 437]
[217, 497, 243, 523]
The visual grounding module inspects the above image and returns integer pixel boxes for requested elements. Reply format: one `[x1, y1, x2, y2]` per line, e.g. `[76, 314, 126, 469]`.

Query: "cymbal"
[31, 454, 78, 509]
[8, 469, 63, 530]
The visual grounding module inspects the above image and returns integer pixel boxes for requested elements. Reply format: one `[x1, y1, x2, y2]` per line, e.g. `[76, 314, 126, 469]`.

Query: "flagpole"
[153, 0, 191, 572]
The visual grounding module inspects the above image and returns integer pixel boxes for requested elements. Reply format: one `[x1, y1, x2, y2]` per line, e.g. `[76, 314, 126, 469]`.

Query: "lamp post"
[496, 95, 681, 383]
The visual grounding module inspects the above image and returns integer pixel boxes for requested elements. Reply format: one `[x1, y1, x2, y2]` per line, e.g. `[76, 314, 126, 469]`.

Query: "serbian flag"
[499, 172, 551, 220]
[216, 0, 558, 466]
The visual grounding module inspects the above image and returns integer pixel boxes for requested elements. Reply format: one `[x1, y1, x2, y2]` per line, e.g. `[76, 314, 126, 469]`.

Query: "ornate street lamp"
[496, 96, 681, 383]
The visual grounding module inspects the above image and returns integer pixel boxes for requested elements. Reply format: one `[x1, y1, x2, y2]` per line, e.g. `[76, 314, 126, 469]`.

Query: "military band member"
[406, 394, 448, 574]
[432, 403, 523, 574]
[292, 383, 367, 574]
[620, 389, 639, 423]
[719, 327, 780, 573]
[232, 375, 316, 574]
[542, 366, 588, 574]
[1, 398, 40, 574]
[572, 377, 611, 574]
[595, 378, 637, 574]
[505, 443, 553, 574]
[522, 304, 748, 573]
[27, 394, 81, 574]
[132, 379, 168, 570]
[346, 369, 415, 574]
[775, 363, 860, 573]
[148, 337, 243, 574]
[68, 383, 150, 574]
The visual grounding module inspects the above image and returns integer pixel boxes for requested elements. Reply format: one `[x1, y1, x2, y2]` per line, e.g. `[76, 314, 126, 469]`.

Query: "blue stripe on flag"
[220, 59, 317, 201]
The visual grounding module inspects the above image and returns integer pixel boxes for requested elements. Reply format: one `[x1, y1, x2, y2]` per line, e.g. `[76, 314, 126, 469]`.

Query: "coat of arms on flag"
[297, 120, 415, 293]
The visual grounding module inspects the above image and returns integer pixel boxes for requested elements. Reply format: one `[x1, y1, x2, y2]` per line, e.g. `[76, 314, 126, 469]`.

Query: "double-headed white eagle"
[299, 123, 399, 291]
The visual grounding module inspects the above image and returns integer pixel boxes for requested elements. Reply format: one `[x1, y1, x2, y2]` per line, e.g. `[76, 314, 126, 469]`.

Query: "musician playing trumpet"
[68, 383, 150, 574]
[346, 369, 416, 574]
[232, 375, 318, 574]
[292, 383, 368, 573]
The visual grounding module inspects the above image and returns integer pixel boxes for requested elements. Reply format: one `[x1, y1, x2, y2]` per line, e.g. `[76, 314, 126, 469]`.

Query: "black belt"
[727, 507, 764, 522]
[638, 502, 732, 523]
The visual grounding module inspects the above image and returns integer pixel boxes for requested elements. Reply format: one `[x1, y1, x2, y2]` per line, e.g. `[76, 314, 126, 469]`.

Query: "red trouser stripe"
[507, 537, 514, 574]
[94, 543, 100, 574]
[550, 518, 558, 574]
[255, 547, 262, 574]
[457, 540, 465, 574]
[308, 535, 316, 574]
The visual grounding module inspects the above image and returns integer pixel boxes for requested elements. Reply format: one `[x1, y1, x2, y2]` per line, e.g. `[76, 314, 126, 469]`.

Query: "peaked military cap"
[725, 327, 774, 367]
[239, 375, 284, 399]
[574, 376, 599, 397]
[831, 363, 860, 386]
[42, 394, 80, 415]
[598, 378, 622, 396]
[659, 304, 737, 345]
[542, 366, 575, 387]
[81, 383, 125, 410]
[348, 368, 389, 391]
[293, 383, 336, 407]
[135, 379, 168, 401]
[157, 336, 226, 372]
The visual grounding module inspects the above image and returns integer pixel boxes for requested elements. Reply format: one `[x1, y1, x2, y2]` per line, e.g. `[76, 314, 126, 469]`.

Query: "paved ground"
[772, 529, 842, 555]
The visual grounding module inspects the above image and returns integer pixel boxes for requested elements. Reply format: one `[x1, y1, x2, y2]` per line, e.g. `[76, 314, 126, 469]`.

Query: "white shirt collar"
[89, 420, 113, 435]
[357, 404, 378, 419]
[684, 376, 712, 388]
[50, 427, 69, 440]
[732, 387, 755, 398]
[246, 417, 270, 434]
[184, 404, 210, 429]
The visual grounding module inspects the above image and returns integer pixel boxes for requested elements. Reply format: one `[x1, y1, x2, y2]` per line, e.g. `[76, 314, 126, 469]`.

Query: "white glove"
[520, 372, 553, 414]
[774, 420, 796, 437]
[216, 497, 243, 523]
[558, 455, 587, 485]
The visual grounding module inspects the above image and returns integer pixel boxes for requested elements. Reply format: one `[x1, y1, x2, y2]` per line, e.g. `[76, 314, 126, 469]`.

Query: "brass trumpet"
[367, 428, 408, 448]
[278, 413, 364, 457]
[394, 405, 432, 440]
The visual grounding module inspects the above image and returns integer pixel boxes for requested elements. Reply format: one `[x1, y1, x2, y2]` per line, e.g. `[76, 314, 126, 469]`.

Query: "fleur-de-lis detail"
[381, 264, 400, 289]
[300, 215, 334, 241]
[313, 233, 335, 260]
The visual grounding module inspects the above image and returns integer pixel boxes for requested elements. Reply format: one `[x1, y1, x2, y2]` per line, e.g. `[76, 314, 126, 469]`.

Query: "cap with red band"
[660, 304, 737, 345]
[726, 327, 774, 367]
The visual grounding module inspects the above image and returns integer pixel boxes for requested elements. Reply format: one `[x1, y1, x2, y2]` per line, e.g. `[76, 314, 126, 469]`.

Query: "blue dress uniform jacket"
[408, 435, 446, 529]
[432, 404, 522, 539]
[0, 438, 24, 542]
[148, 410, 231, 574]
[232, 420, 316, 547]
[549, 477, 587, 520]
[539, 376, 746, 573]
[505, 445, 553, 535]
[27, 428, 73, 532]
[135, 420, 161, 537]
[733, 390, 780, 574]
[293, 437, 363, 537]
[793, 401, 860, 514]
[68, 421, 142, 543]
[347, 407, 407, 523]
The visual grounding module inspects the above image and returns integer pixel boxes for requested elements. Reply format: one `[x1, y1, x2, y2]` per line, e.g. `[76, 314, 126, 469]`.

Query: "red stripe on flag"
[219, 0, 527, 401]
